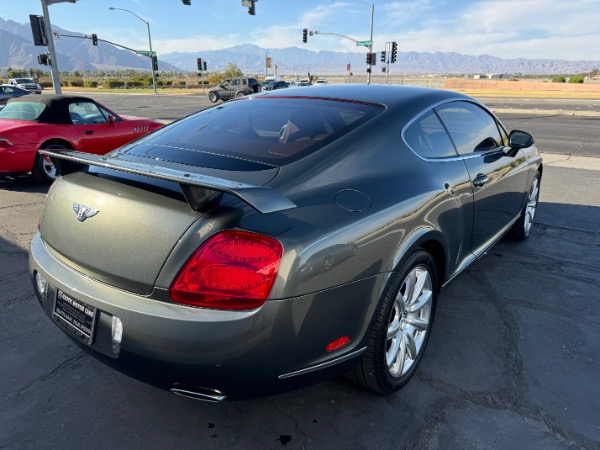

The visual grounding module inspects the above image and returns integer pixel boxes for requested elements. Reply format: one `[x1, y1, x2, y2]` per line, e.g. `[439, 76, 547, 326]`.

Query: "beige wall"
[445, 79, 600, 92]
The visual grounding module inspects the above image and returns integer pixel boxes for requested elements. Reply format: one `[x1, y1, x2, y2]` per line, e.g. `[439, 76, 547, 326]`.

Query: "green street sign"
[135, 50, 156, 57]
[356, 40, 372, 47]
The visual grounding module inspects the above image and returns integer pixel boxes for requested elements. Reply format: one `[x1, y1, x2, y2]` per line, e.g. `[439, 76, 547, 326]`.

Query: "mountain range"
[2, 17, 599, 76]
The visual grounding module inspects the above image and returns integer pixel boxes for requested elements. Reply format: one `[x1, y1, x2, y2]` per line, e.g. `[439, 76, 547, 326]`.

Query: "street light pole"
[266, 51, 270, 78]
[367, 1, 374, 84]
[109, 7, 157, 94]
[332, 0, 374, 84]
[354, 0, 374, 84]
[40, 0, 61, 94]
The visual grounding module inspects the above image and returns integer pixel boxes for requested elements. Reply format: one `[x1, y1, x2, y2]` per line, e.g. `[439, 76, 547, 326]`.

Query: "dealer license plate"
[53, 290, 97, 345]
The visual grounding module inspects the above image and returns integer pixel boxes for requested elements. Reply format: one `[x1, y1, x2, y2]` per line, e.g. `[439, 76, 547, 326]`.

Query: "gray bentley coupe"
[30, 85, 542, 401]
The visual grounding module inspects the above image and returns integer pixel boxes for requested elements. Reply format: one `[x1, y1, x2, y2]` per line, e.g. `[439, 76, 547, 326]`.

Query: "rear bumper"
[29, 233, 382, 399]
[0, 144, 36, 174]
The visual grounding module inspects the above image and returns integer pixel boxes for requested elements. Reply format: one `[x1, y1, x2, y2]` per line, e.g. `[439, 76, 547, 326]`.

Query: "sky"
[1, 0, 599, 61]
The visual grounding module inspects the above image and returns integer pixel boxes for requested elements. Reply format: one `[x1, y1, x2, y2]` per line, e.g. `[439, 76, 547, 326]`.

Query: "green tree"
[223, 63, 244, 78]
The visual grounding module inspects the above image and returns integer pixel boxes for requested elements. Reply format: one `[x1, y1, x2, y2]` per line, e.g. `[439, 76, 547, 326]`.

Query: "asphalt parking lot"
[1, 98, 599, 449]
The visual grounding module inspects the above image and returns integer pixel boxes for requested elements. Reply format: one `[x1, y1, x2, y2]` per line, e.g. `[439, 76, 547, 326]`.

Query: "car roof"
[256, 84, 473, 114]
[7, 94, 98, 125]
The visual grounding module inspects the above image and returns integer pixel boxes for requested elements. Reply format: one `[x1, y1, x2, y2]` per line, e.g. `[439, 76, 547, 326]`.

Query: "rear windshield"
[0, 101, 45, 121]
[120, 97, 384, 168]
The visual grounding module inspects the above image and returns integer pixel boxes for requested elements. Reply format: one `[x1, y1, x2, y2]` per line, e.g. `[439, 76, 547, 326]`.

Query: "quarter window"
[435, 102, 503, 155]
[403, 109, 457, 159]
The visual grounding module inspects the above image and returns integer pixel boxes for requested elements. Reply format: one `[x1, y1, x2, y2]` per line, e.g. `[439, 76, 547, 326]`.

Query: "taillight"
[170, 230, 283, 310]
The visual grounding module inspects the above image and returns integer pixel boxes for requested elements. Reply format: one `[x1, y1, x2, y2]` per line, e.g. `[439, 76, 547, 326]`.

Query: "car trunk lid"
[40, 172, 203, 295]
[38, 150, 296, 295]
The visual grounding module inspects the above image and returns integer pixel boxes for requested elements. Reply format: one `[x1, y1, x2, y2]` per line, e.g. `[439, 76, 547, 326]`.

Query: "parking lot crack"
[1, 352, 86, 403]
[265, 401, 311, 447]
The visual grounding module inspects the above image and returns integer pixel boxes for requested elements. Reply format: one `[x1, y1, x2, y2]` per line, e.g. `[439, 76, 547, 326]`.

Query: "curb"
[491, 108, 600, 117]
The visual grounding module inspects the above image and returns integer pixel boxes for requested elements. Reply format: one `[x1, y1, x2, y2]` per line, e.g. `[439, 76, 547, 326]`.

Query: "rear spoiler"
[40, 150, 297, 214]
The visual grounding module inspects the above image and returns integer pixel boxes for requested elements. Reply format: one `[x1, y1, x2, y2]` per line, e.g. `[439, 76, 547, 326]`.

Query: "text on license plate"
[53, 290, 97, 345]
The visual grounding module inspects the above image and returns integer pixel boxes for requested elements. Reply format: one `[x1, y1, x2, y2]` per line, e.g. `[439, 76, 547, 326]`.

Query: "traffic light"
[197, 58, 202, 71]
[203, 60, 207, 71]
[366, 53, 376, 65]
[246, 0, 256, 15]
[37, 53, 49, 66]
[391, 41, 398, 63]
[92, 33, 98, 46]
[29, 15, 47, 46]
[381, 51, 386, 63]
[366, 53, 371, 65]
[302, 28, 308, 43]
[152, 55, 158, 71]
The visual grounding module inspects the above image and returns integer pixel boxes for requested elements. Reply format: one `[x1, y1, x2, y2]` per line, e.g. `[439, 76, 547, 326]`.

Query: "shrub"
[68, 79, 84, 87]
[176, 80, 187, 86]
[568, 76, 584, 84]
[552, 76, 566, 83]
[103, 78, 125, 88]
[164, 80, 173, 86]
[127, 81, 143, 87]
[83, 80, 98, 88]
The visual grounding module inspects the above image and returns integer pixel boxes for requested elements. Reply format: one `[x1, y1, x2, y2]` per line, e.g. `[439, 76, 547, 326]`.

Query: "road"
[1, 96, 599, 449]
[73, 92, 600, 159]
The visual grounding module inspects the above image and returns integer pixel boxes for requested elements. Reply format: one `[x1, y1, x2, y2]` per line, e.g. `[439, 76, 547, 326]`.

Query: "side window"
[69, 101, 107, 125]
[435, 102, 503, 155]
[231, 79, 240, 86]
[242, 79, 248, 86]
[403, 109, 458, 159]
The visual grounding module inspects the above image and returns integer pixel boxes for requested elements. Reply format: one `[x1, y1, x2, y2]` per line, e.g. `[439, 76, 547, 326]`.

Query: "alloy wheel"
[386, 265, 433, 377]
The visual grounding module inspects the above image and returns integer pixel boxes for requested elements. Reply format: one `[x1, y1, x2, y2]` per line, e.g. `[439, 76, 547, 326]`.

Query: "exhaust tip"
[170, 384, 227, 402]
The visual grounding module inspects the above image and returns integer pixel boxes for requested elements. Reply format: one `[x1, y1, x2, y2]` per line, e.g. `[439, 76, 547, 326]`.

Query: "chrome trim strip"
[170, 386, 227, 402]
[442, 213, 520, 288]
[39, 150, 297, 214]
[278, 347, 367, 379]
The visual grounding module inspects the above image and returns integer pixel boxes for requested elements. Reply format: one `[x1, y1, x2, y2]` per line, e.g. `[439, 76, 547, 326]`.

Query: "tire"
[31, 144, 67, 184]
[208, 92, 218, 103]
[508, 172, 541, 241]
[235, 91, 245, 98]
[346, 249, 438, 394]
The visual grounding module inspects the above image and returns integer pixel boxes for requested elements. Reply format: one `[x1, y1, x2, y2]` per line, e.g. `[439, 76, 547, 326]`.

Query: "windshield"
[118, 97, 385, 169]
[0, 101, 45, 121]
[14, 79, 34, 84]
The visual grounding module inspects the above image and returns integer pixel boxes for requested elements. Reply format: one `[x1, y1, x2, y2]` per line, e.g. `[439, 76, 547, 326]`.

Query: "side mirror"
[508, 130, 534, 149]
[108, 115, 115, 126]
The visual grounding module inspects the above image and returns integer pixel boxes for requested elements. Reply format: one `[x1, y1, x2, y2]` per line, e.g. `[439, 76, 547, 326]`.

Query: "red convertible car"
[0, 95, 163, 182]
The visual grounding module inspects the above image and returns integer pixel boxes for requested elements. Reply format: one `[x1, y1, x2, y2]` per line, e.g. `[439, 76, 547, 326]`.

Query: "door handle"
[83, 130, 94, 135]
[473, 174, 489, 187]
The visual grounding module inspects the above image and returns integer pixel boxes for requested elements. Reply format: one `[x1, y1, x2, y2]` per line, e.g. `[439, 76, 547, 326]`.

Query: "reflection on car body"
[30, 85, 542, 401]
[0, 95, 163, 183]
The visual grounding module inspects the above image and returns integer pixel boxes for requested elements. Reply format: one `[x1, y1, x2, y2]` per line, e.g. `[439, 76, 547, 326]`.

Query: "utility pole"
[40, 0, 73, 94]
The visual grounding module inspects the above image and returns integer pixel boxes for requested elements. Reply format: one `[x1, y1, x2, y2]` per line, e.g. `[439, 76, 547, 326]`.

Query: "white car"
[8, 78, 42, 94]
[315, 79, 328, 85]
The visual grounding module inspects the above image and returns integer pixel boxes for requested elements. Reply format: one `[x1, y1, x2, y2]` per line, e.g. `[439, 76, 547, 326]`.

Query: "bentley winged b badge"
[73, 203, 99, 222]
